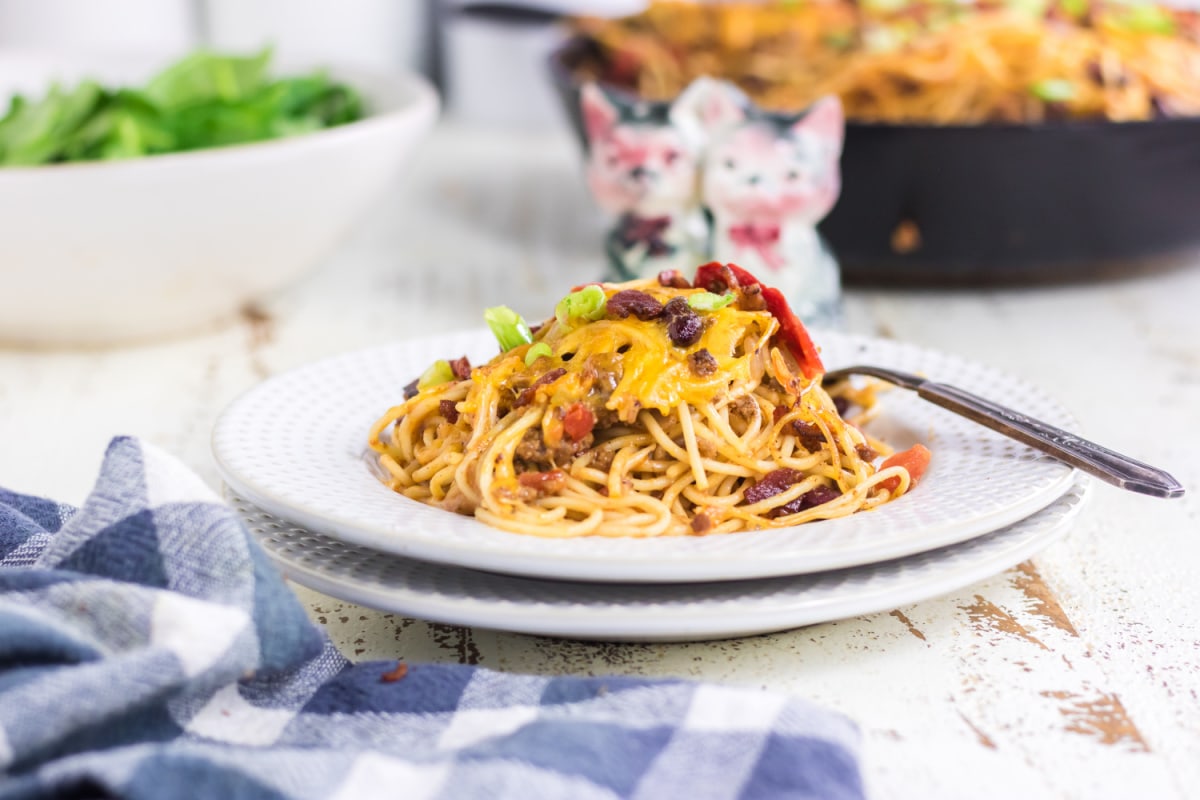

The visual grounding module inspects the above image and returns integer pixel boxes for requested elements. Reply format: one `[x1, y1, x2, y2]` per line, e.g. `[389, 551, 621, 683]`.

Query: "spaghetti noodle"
[369, 264, 929, 538]
[566, 0, 1200, 124]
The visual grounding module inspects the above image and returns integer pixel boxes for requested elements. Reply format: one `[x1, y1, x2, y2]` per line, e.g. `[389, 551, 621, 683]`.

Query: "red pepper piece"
[563, 403, 596, 442]
[692, 262, 825, 380]
[878, 444, 932, 494]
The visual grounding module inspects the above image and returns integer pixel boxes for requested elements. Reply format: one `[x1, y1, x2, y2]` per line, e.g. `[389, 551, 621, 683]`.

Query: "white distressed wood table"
[1, 124, 1197, 799]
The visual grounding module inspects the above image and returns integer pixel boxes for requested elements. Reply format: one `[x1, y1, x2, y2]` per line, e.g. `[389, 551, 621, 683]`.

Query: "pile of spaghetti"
[369, 263, 929, 538]
[566, 0, 1200, 123]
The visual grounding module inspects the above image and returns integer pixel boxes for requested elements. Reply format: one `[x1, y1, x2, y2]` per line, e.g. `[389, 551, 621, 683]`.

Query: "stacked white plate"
[212, 330, 1089, 642]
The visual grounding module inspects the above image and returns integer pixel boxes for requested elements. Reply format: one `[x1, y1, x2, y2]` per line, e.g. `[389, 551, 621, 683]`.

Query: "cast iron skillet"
[549, 37, 1200, 286]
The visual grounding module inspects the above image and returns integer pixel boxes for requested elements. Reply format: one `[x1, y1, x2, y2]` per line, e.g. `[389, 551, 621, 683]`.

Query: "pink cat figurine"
[680, 78, 845, 326]
[579, 82, 706, 280]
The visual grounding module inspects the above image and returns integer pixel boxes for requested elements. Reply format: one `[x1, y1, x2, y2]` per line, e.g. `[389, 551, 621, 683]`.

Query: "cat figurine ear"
[683, 78, 846, 327]
[578, 82, 706, 281]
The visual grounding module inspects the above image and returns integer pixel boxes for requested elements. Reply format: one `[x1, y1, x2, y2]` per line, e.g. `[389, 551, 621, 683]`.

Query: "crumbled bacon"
[449, 356, 472, 380]
[743, 468, 804, 505]
[563, 403, 596, 442]
[772, 485, 842, 518]
[856, 443, 878, 461]
[791, 420, 826, 452]
[738, 283, 767, 311]
[439, 399, 459, 424]
[403, 379, 419, 400]
[608, 289, 664, 321]
[518, 469, 568, 495]
[688, 348, 718, 377]
[657, 269, 691, 289]
[514, 368, 567, 408]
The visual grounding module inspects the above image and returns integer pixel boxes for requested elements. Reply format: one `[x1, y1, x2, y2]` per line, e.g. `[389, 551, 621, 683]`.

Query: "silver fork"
[823, 365, 1185, 499]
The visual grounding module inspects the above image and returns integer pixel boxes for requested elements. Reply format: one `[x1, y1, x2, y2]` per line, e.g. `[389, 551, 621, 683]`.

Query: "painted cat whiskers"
[580, 83, 706, 280]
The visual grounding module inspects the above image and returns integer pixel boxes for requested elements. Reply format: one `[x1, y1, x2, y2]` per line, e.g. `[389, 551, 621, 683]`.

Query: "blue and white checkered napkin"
[0, 437, 863, 800]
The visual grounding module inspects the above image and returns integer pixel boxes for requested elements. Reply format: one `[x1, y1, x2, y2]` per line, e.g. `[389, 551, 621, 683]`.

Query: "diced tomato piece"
[878, 444, 932, 494]
[563, 403, 596, 442]
[692, 262, 824, 379]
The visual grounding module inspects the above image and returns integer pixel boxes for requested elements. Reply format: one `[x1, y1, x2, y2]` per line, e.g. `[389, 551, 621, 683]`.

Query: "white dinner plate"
[230, 479, 1090, 642]
[212, 329, 1078, 583]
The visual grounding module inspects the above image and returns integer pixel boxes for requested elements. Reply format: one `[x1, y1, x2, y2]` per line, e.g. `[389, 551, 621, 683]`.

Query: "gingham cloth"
[0, 437, 863, 800]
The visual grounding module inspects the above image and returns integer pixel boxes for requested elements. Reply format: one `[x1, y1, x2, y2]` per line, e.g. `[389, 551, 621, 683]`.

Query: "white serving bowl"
[0, 50, 438, 346]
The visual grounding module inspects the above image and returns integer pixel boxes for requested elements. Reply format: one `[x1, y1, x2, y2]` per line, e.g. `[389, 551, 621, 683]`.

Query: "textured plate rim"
[238, 478, 1090, 642]
[212, 329, 1079, 583]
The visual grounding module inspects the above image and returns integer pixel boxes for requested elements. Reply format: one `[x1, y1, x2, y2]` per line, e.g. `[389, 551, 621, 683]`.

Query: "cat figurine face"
[581, 83, 700, 217]
[677, 78, 845, 325]
[702, 98, 843, 235]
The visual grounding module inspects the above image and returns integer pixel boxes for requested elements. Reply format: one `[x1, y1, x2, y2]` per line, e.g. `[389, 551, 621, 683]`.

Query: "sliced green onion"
[1030, 78, 1075, 103]
[555, 285, 607, 326]
[687, 291, 736, 312]
[416, 359, 455, 391]
[1115, 5, 1176, 35]
[484, 306, 533, 352]
[524, 342, 553, 366]
[1059, 0, 1087, 18]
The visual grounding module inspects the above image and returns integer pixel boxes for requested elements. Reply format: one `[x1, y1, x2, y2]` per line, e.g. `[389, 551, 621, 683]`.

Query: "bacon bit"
[449, 356, 472, 380]
[608, 289, 664, 320]
[743, 468, 805, 505]
[518, 469, 568, 495]
[514, 368, 567, 408]
[791, 420, 826, 452]
[563, 403, 596, 442]
[879, 444, 932, 494]
[772, 485, 842, 518]
[739, 283, 767, 311]
[403, 379, 419, 400]
[690, 512, 713, 533]
[380, 661, 408, 683]
[833, 397, 851, 416]
[772, 404, 791, 423]
[657, 269, 691, 289]
[688, 348, 718, 377]
[856, 443, 878, 461]
[439, 399, 460, 424]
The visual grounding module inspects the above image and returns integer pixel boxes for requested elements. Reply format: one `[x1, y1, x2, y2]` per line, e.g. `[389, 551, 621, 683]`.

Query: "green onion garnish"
[555, 285, 608, 326]
[1115, 5, 1176, 35]
[416, 359, 455, 391]
[484, 306, 533, 352]
[687, 291, 736, 312]
[1030, 78, 1076, 103]
[524, 342, 553, 366]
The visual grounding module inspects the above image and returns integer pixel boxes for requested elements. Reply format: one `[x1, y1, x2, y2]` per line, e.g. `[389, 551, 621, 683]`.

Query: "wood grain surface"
[0, 124, 1196, 799]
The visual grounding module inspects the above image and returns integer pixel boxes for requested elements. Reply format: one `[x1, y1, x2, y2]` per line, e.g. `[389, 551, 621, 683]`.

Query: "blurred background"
[0, 0, 647, 132]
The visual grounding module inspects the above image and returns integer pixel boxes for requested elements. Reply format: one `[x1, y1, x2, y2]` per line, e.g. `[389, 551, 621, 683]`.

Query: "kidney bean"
[563, 403, 596, 442]
[668, 312, 703, 347]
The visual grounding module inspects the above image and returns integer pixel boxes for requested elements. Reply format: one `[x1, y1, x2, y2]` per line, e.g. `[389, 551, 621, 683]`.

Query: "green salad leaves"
[0, 49, 364, 167]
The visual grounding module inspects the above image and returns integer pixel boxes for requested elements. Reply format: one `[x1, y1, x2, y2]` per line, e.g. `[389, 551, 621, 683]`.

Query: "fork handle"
[919, 382, 1185, 498]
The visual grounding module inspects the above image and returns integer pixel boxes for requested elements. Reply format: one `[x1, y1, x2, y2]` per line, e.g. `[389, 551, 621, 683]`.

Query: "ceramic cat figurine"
[579, 82, 706, 281]
[680, 78, 845, 326]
